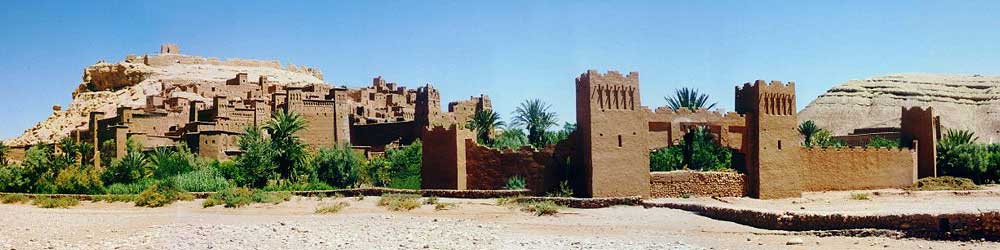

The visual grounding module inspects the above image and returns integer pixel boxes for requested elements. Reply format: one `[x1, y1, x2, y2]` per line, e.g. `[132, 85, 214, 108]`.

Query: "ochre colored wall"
[464, 141, 559, 194]
[800, 147, 916, 191]
[420, 126, 473, 189]
[649, 171, 747, 198]
[575, 70, 650, 198]
[739, 80, 802, 199]
[900, 107, 938, 178]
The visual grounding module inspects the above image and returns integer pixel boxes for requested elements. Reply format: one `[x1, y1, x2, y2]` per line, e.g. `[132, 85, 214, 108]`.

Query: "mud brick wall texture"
[649, 171, 748, 198]
[464, 141, 560, 195]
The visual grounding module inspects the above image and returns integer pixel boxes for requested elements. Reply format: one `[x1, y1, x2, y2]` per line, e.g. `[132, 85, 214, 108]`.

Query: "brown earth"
[0, 195, 994, 250]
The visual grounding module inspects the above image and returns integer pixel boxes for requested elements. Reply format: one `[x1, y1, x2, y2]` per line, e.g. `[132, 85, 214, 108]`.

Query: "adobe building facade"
[421, 70, 939, 199]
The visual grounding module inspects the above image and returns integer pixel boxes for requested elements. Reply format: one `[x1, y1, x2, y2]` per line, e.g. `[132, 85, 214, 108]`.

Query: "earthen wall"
[800, 147, 916, 191]
[649, 171, 747, 198]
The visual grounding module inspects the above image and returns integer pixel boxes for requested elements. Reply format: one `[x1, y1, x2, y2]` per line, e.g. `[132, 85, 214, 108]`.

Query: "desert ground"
[0, 194, 997, 250]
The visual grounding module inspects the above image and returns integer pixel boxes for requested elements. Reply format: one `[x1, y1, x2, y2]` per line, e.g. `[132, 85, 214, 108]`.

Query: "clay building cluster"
[421, 70, 939, 199]
[69, 46, 489, 168]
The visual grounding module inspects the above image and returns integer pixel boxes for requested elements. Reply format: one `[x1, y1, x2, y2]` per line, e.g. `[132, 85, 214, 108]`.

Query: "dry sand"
[0, 196, 996, 250]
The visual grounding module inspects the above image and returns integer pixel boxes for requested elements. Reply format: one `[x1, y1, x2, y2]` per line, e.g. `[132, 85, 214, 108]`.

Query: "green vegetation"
[665, 88, 716, 111]
[495, 196, 522, 207]
[909, 176, 981, 191]
[936, 129, 1000, 184]
[650, 127, 731, 172]
[377, 193, 421, 211]
[202, 187, 292, 208]
[504, 176, 526, 190]
[91, 194, 137, 203]
[511, 99, 559, 148]
[32, 196, 80, 208]
[490, 129, 531, 150]
[850, 192, 870, 200]
[134, 181, 194, 207]
[867, 136, 899, 148]
[0, 194, 29, 204]
[314, 143, 363, 188]
[798, 120, 845, 148]
[315, 201, 350, 214]
[520, 200, 562, 216]
[546, 181, 574, 197]
[467, 109, 506, 145]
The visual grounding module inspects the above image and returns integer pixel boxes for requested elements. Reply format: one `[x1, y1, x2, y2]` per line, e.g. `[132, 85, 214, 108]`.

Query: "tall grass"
[173, 167, 233, 192]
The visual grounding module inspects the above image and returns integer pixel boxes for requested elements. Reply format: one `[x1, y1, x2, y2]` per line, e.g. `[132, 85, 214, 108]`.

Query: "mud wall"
[649, 171, 747, 198]
[464, 141, 560, 194]
[800, 147, 916, 192]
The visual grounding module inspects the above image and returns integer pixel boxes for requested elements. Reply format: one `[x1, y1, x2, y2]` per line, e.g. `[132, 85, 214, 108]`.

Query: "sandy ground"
[649, 186, 1000, 216]
[0, 196, 996, 250]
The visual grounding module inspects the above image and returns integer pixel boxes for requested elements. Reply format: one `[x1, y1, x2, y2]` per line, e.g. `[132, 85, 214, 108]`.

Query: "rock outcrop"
[5, 47, 325, 147]
[799, 73, 1000, 143]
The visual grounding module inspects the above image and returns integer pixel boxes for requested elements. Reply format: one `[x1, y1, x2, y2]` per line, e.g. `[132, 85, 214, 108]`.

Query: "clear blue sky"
[3, 1, 1000, 140]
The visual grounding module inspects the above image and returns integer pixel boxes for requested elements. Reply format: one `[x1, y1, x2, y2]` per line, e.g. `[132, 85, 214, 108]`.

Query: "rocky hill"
[799, 73, 1000, 143]
[5, 45, 326, 147]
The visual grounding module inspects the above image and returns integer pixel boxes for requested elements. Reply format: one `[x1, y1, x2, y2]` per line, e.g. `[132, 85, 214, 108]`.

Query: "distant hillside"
[799, 73, 1000, 143]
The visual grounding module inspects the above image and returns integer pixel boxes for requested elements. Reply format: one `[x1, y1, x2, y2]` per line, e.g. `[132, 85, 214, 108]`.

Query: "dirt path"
[0, 197, 995, 249]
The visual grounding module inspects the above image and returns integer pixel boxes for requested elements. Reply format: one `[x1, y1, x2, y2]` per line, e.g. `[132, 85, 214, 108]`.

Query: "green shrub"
[54, 165, 105, 194]
[434, 202, 457, 211]
[1, 194, 29, 204]
[92, 194, 137, 203]
[546, 181, 573, 197]
[255, 191, 292, 205]
[423, 196, 439, 205]
[134, 181, 192, 207]
[909, 176, 981, 191]
[173, 167, 233, 192]
[850, 192, 870, 200]
[32, 196, 79, 208]
[504, 176, 526, 190]
[103, 148, 152, 185]
[520, 201, 561, 216]
[0, 164, 32, 193]
[650, 146, 684, 171]
[315, 201, 350, 214]
[204, 187, 257, 208]
[148, 144, 196, 179]
[490, 129, 531, 150]
[386, 141, 422, 189]
[105, 179, 157, 195]
[262, 180, 333, 192]
[313, 144, 363, 188]
[867, 137, 899, 148]
[377, 193, 421, 211]
[233, 127, 278, 187]
[359, 157, 392, 187]
[495, 196, 522, 207]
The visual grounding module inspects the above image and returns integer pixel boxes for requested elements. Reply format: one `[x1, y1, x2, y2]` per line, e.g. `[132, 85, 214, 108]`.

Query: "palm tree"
[264, 110, 308, 179]
[511, 99, 558, 147]
[665, 88, 717, 111]
[940, 129, 977, 148]
[466, 109, 506, 145]
[797, 121, 820, 147]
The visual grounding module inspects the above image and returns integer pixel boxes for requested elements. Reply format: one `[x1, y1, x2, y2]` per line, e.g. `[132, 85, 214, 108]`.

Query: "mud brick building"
[421, 70, 940, 199]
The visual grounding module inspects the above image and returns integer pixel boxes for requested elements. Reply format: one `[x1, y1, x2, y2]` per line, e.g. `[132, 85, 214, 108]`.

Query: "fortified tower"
[575, 70, 649, 197]
[415, 84, 441, 126]
[900, 107, 939, 178]
[736, 80, 801, 199]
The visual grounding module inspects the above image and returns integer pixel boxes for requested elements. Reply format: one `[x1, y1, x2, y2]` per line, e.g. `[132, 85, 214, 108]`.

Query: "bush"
[504, 176, 526, 190]
[546, 181, 573, 197]
[173, 167, 233, 192]
[650, 146, 684, 171]
[105, 179, 157, 195]
[203, 188, 292, 208]
[233, 127, 278, 187]
[134, 181, 193, 207]
[32, 196, 79, 208]
[423, 196, 439, 205]
[495, 196, 522, 207]
[256, 191, 293, 205]
[386, 141, 422, 190]
[850, 192, 870, 200]
[520, 201, 561, 216]
[909, 176, 981, 191]
[313, 144, 363, 188]
[491, 129, 531, 150]
[148, 145, 197, 179]
[0, 164, 32, 193]
[54, 165, 104, 194]
[434, 202, 457, 211]
[867, 137, 899, 148]
[103, 148, 152, 185]
[359, 157, 392, 187]
[315, 201, 350, 214]
[262, 180, 334, 192]
[92, 194, 137, 203]
[1, 194, 29, 204]
[377, 193, 421, 211]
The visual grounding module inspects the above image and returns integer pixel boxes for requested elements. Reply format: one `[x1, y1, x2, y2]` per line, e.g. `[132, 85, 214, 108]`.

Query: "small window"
[777, 140, 782, 150]
[618, 135, 623, 147]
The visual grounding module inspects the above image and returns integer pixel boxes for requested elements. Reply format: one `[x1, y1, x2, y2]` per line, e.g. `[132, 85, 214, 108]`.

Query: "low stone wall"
[643, 201, 1000, 241]
[649, 171, 747, 198]
[515, 196, 642, 209]
[0, 188, 532, 201]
